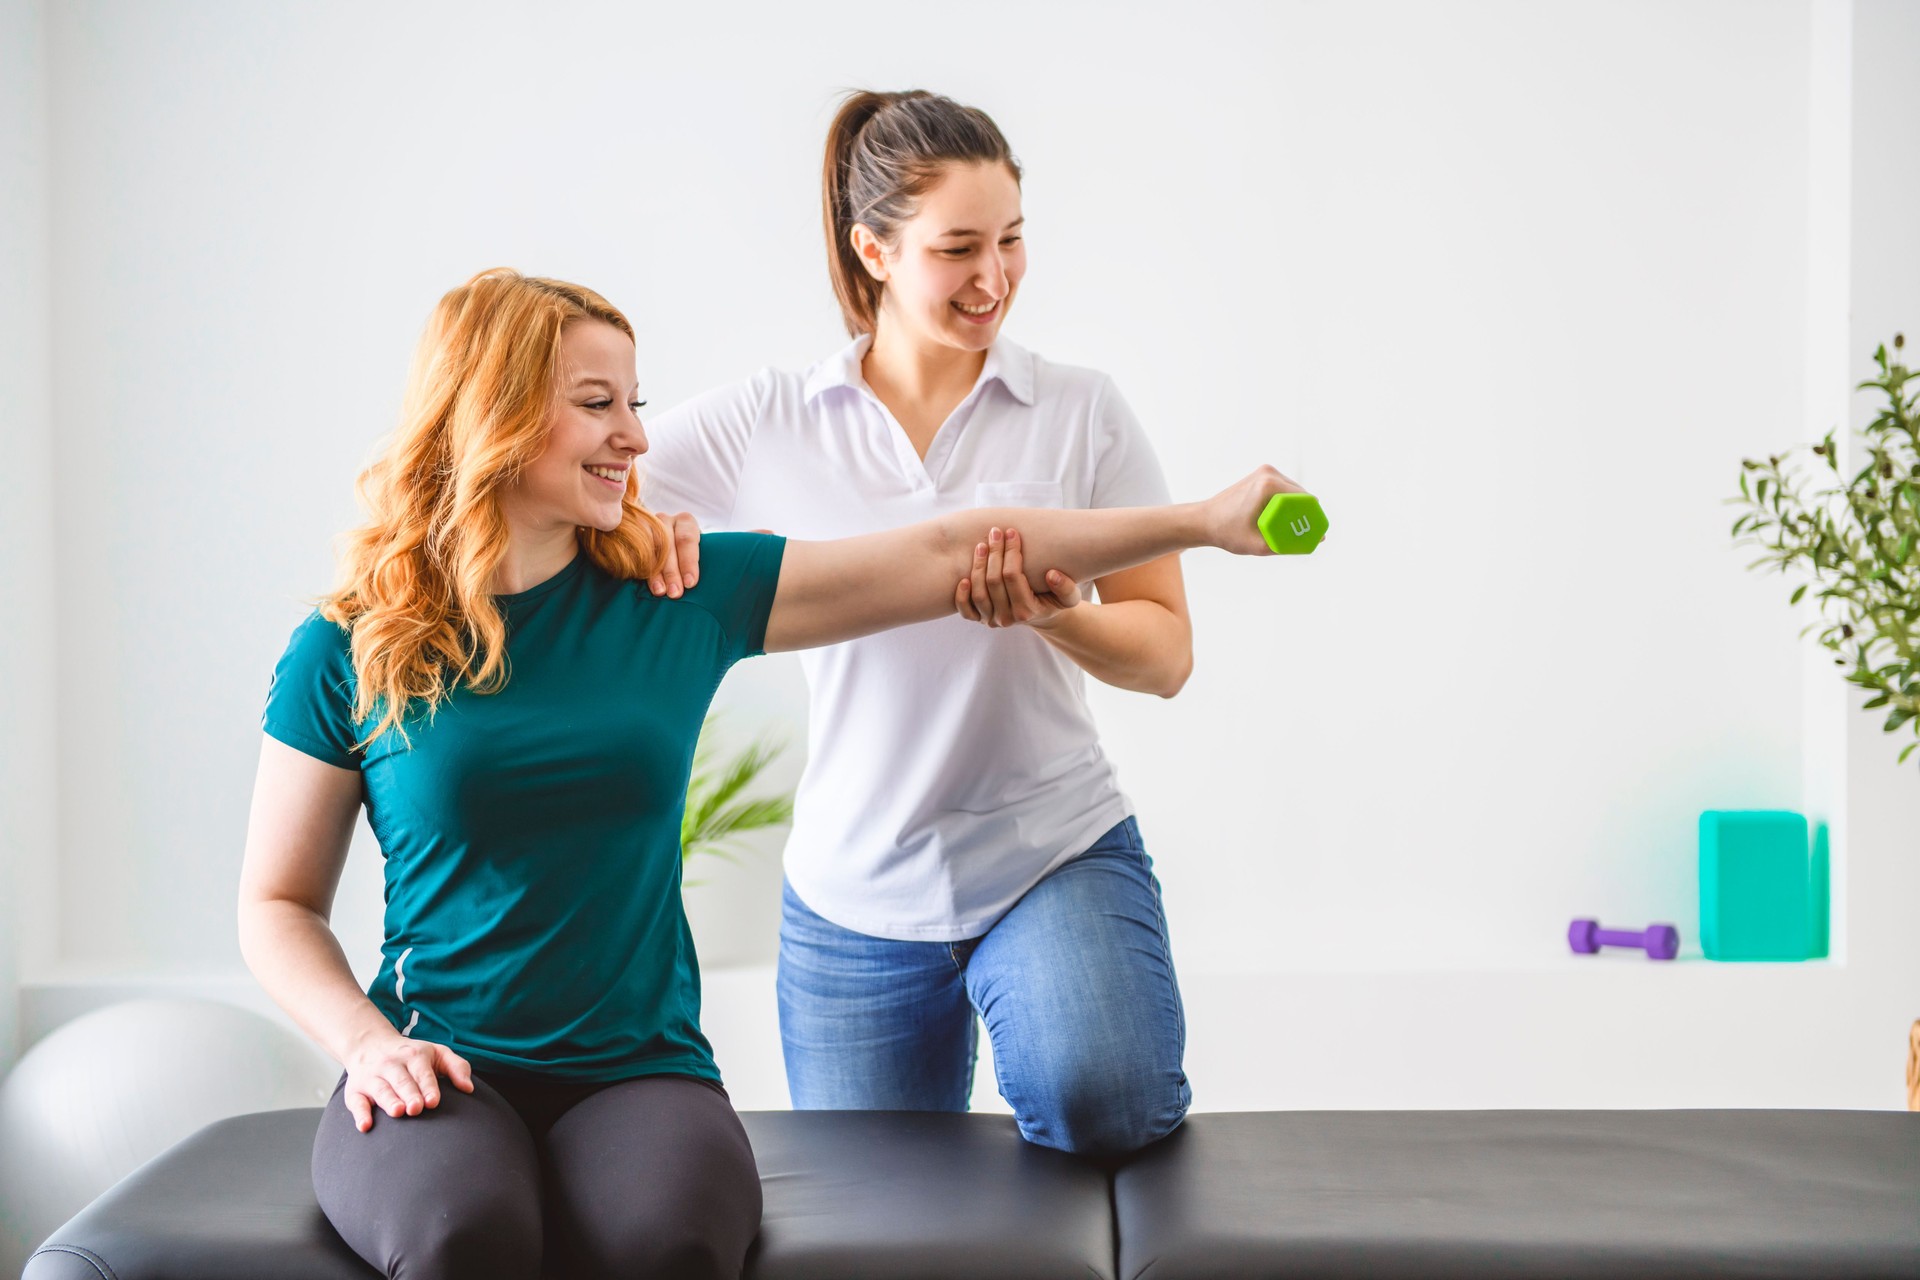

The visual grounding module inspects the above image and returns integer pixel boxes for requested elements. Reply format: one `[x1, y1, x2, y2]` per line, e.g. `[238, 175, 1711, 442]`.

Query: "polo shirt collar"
[802, 334, 1037, 408]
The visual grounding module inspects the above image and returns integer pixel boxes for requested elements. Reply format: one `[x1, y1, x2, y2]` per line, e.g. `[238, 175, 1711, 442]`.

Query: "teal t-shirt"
[261, 532, 787, 1083]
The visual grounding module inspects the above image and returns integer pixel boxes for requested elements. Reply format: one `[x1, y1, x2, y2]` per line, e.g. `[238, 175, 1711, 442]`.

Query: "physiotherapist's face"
[513, 319, 648, 535]
[879, 160, 1027, 353]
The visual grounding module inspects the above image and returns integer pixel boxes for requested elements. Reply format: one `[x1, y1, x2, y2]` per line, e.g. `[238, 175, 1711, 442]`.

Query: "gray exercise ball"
[0, 997, 338, 1275]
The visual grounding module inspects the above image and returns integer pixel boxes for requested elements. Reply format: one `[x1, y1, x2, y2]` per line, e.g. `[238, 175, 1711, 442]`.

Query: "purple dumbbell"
[1568, 919, 1680, 961]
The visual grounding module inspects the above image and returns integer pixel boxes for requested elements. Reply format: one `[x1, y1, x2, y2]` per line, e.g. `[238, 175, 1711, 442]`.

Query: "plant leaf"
[680, 718, 793, 864]
[1734, 334, 1920, 762]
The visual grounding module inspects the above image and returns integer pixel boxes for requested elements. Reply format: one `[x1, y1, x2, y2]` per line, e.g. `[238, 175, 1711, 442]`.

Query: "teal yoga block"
[1698, 810, 1827, 961]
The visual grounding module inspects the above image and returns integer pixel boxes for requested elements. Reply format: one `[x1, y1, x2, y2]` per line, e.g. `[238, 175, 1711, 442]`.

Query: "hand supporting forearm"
[239, 899, 395, 1066]
[765, 503, 1209, 653]
[764, 465, 1295, 653]
[939, 503, 1210, 598]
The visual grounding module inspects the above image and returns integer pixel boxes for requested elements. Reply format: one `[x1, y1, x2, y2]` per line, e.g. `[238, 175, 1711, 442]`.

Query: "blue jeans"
[776, 816, 1191, 1157]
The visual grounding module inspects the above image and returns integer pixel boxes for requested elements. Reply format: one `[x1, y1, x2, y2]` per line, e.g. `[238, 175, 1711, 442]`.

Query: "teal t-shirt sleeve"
[680, 532, 787, 664]
[262, 610, 364, 770]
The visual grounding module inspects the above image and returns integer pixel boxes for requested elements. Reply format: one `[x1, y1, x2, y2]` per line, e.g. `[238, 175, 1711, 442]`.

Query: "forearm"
[943, 503, 1211, 597]
[1039, 599, 1193, 697]
[239, 899, 394, 1065]
[769, 502, 1216, 652]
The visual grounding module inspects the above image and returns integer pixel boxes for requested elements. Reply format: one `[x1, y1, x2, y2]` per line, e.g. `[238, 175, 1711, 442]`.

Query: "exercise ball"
[0, 997, 338, 1273]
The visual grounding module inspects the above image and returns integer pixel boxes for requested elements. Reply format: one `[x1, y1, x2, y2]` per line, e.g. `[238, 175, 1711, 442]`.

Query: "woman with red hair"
[237, 267, 1299, 1279]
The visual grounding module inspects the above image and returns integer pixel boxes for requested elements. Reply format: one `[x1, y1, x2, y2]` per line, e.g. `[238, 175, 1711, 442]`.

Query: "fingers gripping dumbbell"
[1567, 919, 1681, 961]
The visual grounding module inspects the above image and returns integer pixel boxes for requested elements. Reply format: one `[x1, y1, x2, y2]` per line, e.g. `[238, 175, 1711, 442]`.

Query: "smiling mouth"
[584, 464, 628, 488]
[953, 299, 1001, 322]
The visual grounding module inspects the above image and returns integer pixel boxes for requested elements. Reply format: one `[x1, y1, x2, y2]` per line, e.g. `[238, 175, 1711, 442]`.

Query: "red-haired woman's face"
[866, 160, 1026, 353]
[508, 319, 648, 535]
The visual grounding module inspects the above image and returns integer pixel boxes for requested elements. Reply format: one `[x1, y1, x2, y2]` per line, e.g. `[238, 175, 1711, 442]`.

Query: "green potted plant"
[1730, 333, 1919, 1109]
[1731, 335, 1919, 760]
[680, 714, 795, 870]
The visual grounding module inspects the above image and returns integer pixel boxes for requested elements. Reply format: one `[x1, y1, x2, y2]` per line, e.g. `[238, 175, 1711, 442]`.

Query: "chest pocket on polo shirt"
[974, 480, 1065, 509]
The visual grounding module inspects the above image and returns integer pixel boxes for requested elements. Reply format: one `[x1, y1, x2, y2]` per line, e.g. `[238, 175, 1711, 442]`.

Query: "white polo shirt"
[643, 336, 1171, 941]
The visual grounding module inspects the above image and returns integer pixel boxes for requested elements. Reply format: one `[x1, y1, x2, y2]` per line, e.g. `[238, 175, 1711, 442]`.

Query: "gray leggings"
[311, 1069, 762, 1279]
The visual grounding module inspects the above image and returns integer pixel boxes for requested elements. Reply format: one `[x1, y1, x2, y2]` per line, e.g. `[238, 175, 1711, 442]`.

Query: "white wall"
[1842, 0, 1920, 1078]
[11, 0, 1917, 1110]
[0, 0, 54, 1074]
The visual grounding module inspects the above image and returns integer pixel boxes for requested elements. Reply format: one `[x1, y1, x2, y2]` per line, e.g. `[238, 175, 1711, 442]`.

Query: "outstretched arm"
[762, 465, 1300, 653]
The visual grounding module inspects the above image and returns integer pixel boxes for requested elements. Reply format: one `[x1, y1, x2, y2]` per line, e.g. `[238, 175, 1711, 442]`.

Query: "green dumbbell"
[1257, 493, 1329, 554]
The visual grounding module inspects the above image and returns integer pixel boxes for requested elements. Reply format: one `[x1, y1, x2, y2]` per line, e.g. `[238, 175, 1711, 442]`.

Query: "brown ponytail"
[822, 89, 1021, 337]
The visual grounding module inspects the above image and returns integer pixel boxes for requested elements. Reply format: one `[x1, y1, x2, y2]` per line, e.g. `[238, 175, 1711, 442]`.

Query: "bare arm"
[1044, 557, 1193, 697]
[955, 534, 1192, 696]
[238, 735, 473, 1132]
[763, 465, 1296, 653]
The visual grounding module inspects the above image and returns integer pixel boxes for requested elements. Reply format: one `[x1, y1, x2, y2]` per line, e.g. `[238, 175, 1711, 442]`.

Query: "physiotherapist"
[643, 89, 1195, 1157]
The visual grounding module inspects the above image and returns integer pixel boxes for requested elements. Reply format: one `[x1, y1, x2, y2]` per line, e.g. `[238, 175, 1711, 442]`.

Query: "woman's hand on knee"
[341, 1031, 475, 1133]
[955, 528, 1081, 629]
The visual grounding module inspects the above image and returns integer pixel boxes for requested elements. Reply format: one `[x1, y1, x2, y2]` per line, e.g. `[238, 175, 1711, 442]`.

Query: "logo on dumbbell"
[1255, 492, 1329, 555]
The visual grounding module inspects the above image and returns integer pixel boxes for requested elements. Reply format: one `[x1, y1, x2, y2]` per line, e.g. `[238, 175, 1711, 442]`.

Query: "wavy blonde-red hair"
[322, 268, 669, 745]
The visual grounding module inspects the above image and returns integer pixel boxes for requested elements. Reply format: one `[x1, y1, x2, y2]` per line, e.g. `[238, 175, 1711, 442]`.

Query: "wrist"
[1171, 501, 1214, 552]
[1029, 597, 1086, 635]
[334, 1011, 397, 1067]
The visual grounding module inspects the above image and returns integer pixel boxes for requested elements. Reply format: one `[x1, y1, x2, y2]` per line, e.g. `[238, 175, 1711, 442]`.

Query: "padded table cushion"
[742, 1109, 1114, 1279]
[22, 1110, 372, 1280]
[23, 1107, 1116, 1280]
[1112, 1110, 1920, 1280]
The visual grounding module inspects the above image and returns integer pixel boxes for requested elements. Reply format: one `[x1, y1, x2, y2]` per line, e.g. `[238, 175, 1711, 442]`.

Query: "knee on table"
[397, 1199, 541, 1280]
[1018, 1064, 1191, 1158]
[569, 1221, 740, 1280]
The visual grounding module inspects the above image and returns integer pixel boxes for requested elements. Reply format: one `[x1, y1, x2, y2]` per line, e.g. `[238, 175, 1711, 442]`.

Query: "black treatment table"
[22, 1107, 1920, 1278]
